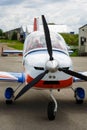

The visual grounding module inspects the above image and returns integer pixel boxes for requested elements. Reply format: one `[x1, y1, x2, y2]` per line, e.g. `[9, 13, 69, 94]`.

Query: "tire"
[47, 101, 56, 120]
[6, 100, 13, 105]
[76, 99, 83, 104]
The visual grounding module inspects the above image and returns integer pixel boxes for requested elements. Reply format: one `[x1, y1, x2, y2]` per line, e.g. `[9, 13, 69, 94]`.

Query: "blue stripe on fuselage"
[24, 49, 68, 57]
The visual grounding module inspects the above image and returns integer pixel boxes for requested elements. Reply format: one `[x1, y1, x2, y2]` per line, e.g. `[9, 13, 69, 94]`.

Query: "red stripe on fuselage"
[26, 75, 73, 89]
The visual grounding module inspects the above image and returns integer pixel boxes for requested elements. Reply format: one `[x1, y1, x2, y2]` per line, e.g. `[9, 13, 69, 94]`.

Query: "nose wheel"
[47, 101, 56, 120]
[47, 90, 57, 120]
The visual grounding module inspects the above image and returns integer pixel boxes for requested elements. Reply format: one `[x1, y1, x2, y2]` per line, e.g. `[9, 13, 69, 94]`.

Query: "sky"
[0, 0, 87, 33]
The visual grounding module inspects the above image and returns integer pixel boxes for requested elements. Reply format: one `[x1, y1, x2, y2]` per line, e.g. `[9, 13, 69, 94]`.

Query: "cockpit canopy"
[23, 31, 68, 55]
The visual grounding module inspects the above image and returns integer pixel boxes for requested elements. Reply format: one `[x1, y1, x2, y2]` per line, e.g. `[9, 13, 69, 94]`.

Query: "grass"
[0, 39, 79, 56]
[70, 49, 78, 57]
[0, 39, 23, 50]
[8, 42, 23, 50]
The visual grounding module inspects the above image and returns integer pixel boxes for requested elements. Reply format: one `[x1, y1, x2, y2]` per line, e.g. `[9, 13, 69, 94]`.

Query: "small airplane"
[0, 15, 87, 120]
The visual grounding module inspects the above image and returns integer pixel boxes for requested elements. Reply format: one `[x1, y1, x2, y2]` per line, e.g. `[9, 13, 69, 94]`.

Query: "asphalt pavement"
[0, 56, 87, 130]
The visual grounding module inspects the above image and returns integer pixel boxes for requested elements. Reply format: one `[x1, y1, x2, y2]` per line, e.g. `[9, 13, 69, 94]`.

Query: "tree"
[0, 29, 3, 36]
[60, 33, 78, 46]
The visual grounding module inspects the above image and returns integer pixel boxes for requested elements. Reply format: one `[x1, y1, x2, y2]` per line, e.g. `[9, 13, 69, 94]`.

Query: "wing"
[2, 50, 23, 56]
[0, 71, 25, 83]
[68, 50, 73, 55]
[73, 72, 87, 82]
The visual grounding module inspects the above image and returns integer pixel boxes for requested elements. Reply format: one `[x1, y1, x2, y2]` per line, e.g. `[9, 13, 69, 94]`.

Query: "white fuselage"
[23, 48, 73, 89]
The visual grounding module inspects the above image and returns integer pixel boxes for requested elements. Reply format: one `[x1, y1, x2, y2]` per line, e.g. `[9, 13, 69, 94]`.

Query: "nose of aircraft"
[45, 59, 58, 73]
[24, 50, 72, 75]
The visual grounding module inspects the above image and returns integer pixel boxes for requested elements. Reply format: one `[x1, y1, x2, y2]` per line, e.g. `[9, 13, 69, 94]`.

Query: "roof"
[4, 27, 20, 33]
[79, 24, 87, 30]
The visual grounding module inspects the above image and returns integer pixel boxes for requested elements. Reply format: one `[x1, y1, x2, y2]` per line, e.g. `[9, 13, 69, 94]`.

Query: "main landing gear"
[71, 87, 85, 104]
[47, 90, 57, 120]
[74, 87, 85, 104]
[5, 87, 14, 104]
[4, 85, 85, 120]
[4, 84, 22, 104]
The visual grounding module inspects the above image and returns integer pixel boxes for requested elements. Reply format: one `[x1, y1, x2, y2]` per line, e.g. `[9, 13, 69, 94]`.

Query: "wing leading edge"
[0, 70, 86, 83]
[73, 72, 87, 82]
[1, 48, 23, 56]
[0, 71, 25, 83]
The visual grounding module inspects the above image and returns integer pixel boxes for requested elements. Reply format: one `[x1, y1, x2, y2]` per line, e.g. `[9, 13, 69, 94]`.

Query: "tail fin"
[33, 18, 39, 31]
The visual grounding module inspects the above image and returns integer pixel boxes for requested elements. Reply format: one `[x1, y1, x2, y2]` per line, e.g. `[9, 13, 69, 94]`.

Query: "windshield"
[24, 31, 68, 54]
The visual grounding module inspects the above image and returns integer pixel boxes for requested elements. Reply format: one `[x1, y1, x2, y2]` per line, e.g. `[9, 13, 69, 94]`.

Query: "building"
[79, 24, 87, 55]
[5, 28, 21, 40]
[4, 24, 71, 42]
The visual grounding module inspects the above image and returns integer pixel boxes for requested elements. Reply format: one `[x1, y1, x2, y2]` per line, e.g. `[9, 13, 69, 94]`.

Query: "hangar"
[79, 24, 87, 55]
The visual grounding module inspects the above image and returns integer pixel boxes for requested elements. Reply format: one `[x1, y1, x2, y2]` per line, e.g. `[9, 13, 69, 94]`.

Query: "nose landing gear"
[47, 90, 57, 120]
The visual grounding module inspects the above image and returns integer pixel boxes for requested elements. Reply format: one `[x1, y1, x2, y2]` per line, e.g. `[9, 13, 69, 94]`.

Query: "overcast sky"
[0, 0, 87, 33]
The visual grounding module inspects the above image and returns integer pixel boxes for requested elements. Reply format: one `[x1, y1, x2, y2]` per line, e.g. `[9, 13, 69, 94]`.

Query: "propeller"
[15, 70, 48, 100]
[59, 68, 87, 81]
[42, 15, 53, 61]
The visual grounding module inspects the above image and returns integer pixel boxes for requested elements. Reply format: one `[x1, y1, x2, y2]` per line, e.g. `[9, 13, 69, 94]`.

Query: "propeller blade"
[15, 70, 48, 100]
[59, 68, 87, 81]
[42, 15, 53, 61]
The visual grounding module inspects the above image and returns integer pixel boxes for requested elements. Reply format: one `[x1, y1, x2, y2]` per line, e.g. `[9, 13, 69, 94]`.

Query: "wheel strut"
[50, 90, 57, 112]
[47, 90, 58, 120]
